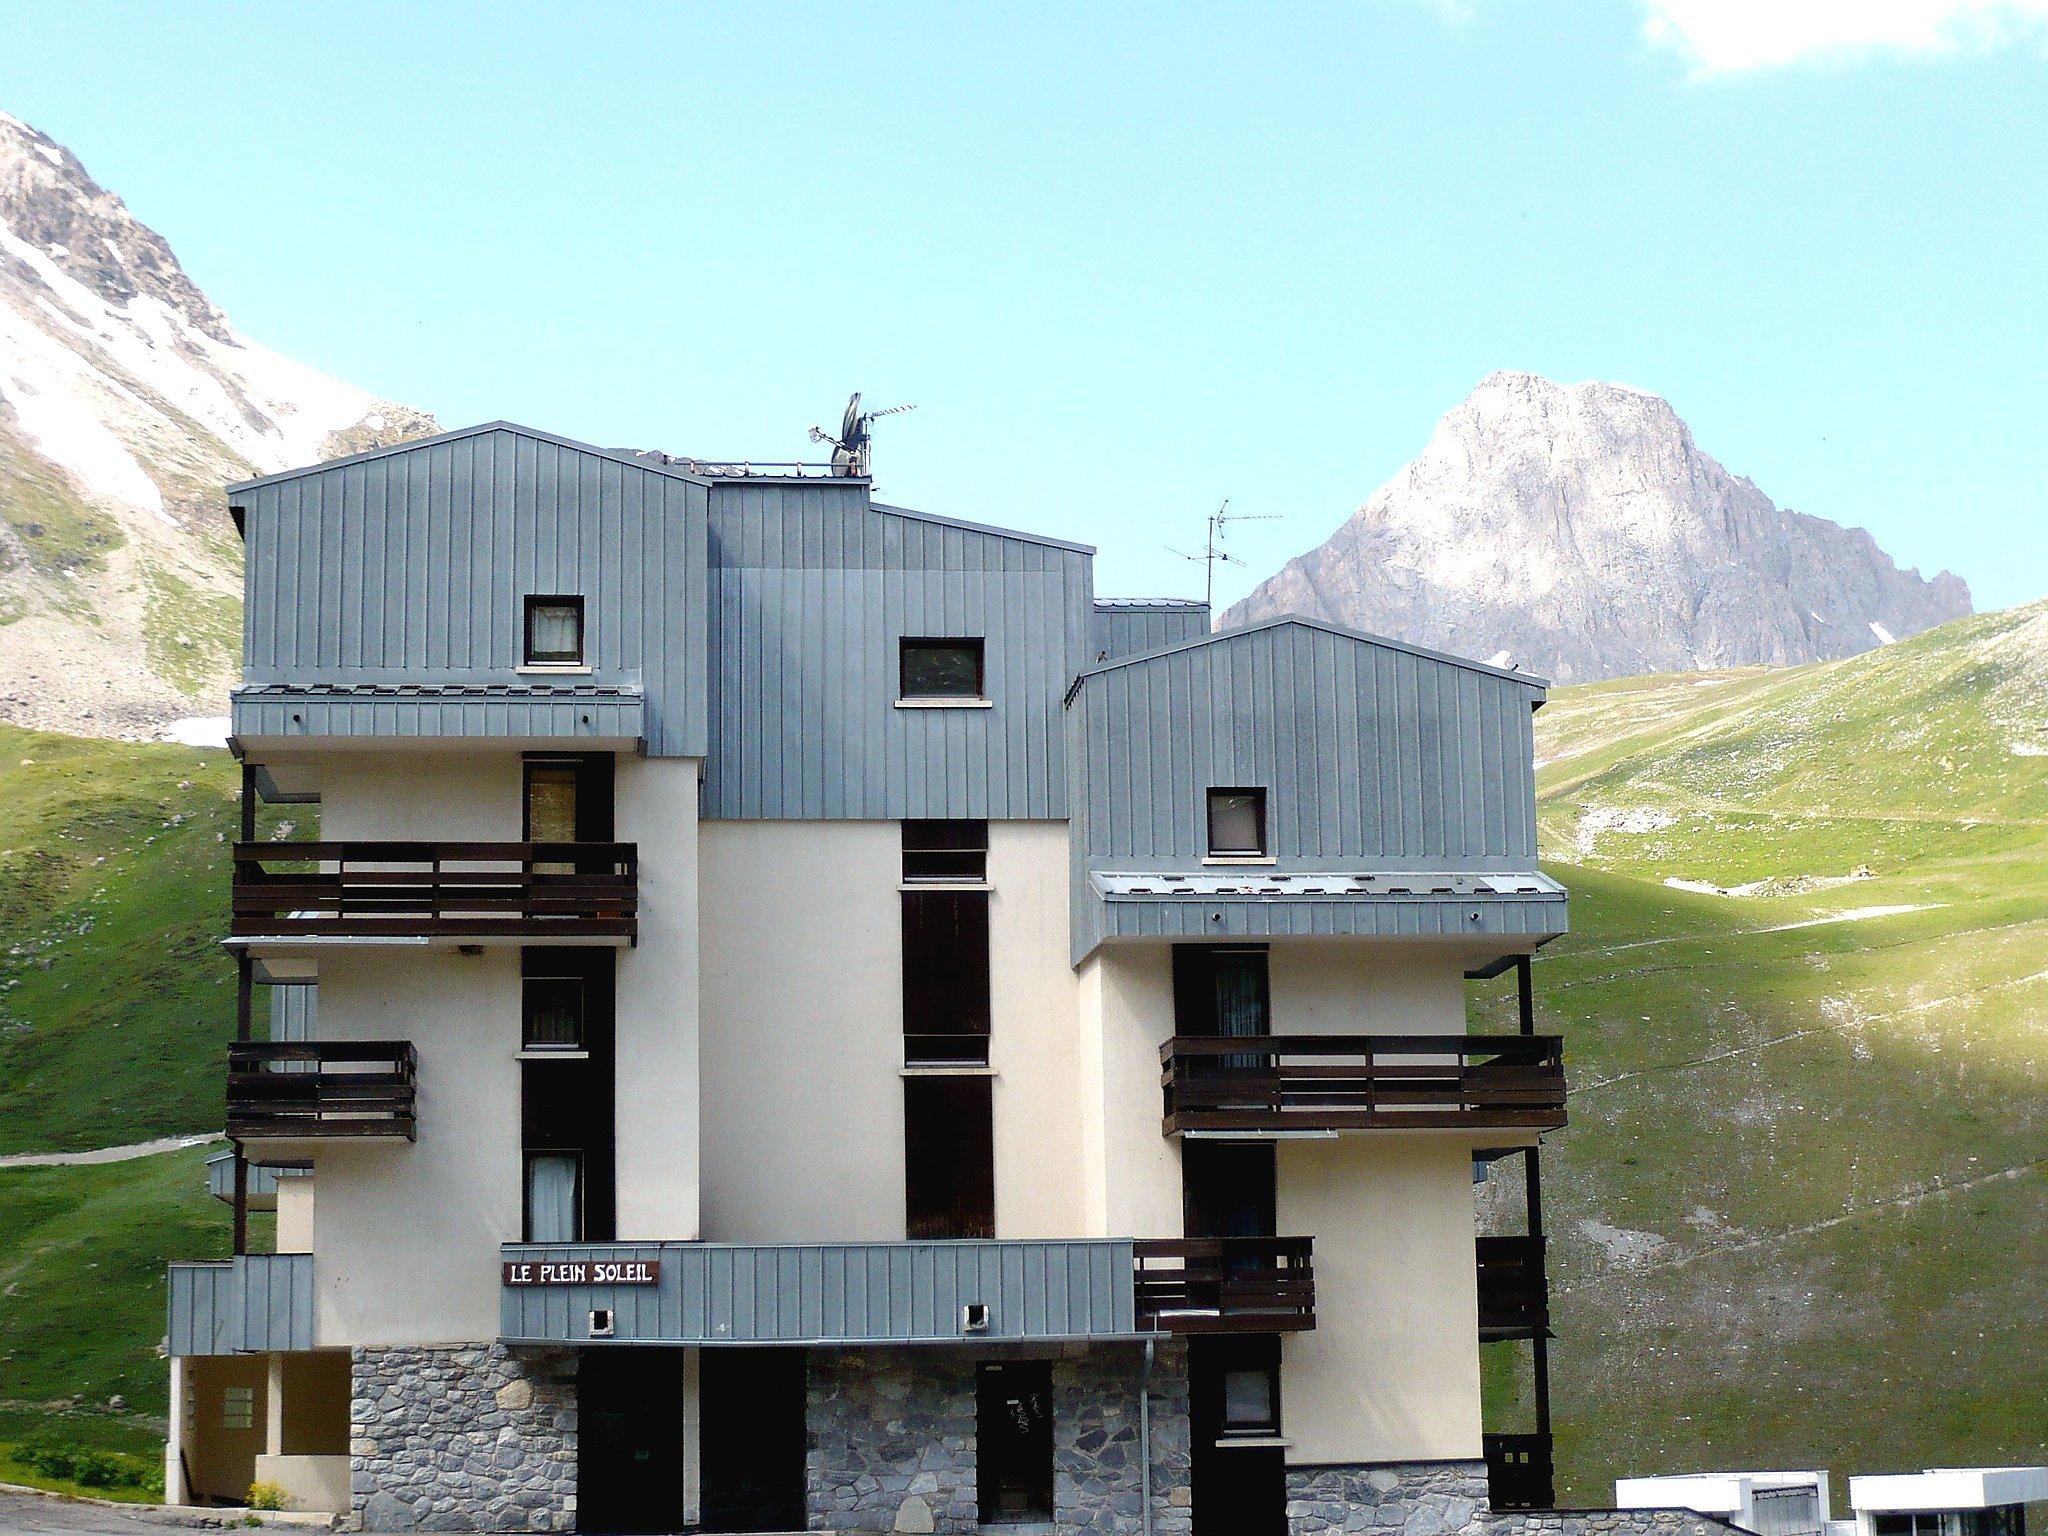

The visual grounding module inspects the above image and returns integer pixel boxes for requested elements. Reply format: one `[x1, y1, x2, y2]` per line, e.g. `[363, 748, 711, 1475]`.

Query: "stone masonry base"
[348, 1344, 575, 1533]
[1287, 1462, 1750, 1536]
[805, 1341, 1192, 1535]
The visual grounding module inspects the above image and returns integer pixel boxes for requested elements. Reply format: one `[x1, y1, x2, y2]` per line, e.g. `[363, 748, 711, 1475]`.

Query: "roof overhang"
[231, 682, 646, 754]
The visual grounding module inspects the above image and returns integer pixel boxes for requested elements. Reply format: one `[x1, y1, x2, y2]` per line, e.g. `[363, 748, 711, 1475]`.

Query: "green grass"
[1510, 599, 2048, 1502]
[139, 561, 241, 700]
[0, 1145, 270, 1457]
[0, 724, 242, 1156]
[0, 448, 127, 581]
[0, 1440, 164, 1502]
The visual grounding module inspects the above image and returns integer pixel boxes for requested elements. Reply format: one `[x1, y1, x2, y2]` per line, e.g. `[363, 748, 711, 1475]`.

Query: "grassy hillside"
[0, 724, 240, 1154]
[1488, 601, 2048, 1500]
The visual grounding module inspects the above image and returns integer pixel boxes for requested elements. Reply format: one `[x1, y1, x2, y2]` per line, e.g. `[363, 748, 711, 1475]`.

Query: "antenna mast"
[1170, 499, 1280, 609]
[809, 392, 917, 479]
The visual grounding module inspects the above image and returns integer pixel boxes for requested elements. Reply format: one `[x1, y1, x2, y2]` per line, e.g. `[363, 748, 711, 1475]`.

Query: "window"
[899, 638, 984, 700]
[525, 1151, 584, 1242]
[523, 974, 584, 1051]
[221, 1385, 255, 1431]
[524, 760, 580, 843]
[1206, 787, 1267, 858]
[1221, 1365, 1278, 1435]
[904, 1076, 994, 1238]
[977, 1362, 1053, 1523]
[903, 819, 988, 883]
[524, 596, 585, 666]
[903, 889, 990, 1066]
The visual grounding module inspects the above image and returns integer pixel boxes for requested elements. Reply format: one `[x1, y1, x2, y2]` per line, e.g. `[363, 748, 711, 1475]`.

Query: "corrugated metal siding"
[499, 1240, 1139, 1346]
[204, 1150, 295, 1202]
[1090, 602, 1209, 662]
[165, 1254, 314, 1356]
[703, 486, 1094, 819]
[1094, 893, 1569, 944]
[237, 427, 708, 757]
[232, 688, 645, 745]
[1067, 621, 1551, 958]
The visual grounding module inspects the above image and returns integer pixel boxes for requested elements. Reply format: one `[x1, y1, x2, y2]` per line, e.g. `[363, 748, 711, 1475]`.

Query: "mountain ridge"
[1226, 372, 1972, 683]
[0, 109, 435, 737]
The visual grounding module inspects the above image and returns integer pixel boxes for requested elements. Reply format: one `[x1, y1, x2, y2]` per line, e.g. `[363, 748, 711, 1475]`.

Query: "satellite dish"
[810, 392, 917, 478]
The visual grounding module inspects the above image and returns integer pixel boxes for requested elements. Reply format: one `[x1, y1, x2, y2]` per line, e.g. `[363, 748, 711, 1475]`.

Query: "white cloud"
[1640, 0, 2048, 73]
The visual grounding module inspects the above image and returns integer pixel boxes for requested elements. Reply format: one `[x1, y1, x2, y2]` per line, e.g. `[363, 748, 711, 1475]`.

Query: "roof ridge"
[1068, 613, 1550, 690]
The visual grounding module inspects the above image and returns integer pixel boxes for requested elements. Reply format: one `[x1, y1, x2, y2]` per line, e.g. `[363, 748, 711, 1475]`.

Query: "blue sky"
[3, 1, 2043, 610]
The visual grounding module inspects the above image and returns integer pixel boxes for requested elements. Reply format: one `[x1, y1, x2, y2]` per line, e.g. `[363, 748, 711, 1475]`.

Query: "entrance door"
[977, 1362, 1054, 1523]
[579, 1348, 687, 1535]
[700, 1348, 807, 1534]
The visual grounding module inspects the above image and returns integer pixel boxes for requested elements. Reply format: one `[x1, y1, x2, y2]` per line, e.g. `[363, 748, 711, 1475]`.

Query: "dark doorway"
[977, 1361, 1054, 1524]
[1182, 1140, 1276, 1242]
[578, 1348, 687, 1535]
[1188, 1337, 1286, 1536]
[904, 1076, 996, 1239]
[700, 1348, 807, 1534]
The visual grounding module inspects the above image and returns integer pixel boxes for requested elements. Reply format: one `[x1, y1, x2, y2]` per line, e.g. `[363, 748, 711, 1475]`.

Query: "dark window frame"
[1206, 786, 1269, 858]
[524, 594, 586, 666]
[903, 818, 990, 883]
[521, 972, 586, 1052]
[1214, 1336, 1283, 1439]
[899, 637, 986, 700]
[903, 1075, 995, 1239]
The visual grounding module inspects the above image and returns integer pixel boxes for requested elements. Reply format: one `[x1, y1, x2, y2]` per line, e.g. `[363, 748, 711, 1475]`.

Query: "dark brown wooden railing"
[1483, 1431, 1555, 1510]
[1132, 1237, 1315, 1333]
[1160, 1034, 1566, 1135]
[232, 841, 638, 941]
[1476, 1235, 1549, 1342]
[227, 1040, 418, 1141]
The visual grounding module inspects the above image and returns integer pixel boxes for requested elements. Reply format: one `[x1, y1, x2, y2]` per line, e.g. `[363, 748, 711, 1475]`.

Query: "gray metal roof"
[1093, 870, 1564, 898]
[227, 421, 723, 497]
[233, 681, 646, 746]
[871, 501, 1096, 555]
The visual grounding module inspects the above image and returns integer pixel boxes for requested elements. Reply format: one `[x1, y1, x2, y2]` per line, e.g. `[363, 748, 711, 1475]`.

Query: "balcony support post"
[240, 761, 256, 842]
[1517, 955, 1554, 1478]
[232, 950, 253, 1256]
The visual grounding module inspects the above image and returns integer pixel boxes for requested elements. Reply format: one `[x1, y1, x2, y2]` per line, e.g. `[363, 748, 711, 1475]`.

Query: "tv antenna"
[1169, 499, 1279, 609]
[809, 392, 917, 478]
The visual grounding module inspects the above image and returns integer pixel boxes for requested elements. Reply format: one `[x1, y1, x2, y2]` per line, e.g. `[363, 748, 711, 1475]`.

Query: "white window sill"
[894, 697, 993, 709]
[517, 663, 594, 676]
[899, 881, 994, 893]
[516, 1049, 590, 1061]
[1214, 1435, 1291, 1450]
[901, 1065, 997, 1078]
[1203, 854, 1277, 866]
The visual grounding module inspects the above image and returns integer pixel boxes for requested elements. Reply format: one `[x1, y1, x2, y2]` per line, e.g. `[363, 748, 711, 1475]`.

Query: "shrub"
[11, 1437, 160, 1494]
[246, 1481, 288, 1511]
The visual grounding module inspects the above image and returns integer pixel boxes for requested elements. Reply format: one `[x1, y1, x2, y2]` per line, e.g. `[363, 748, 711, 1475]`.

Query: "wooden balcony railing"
[1483, 1431, 1555, 1510]
[226, 1040, 418, 1141]
[1132, 1237, 1316, 1334]
[232, 841, 638, 942]
[1160, 1034, 1566, 1135]
[1476, 1235, 1550, 1342]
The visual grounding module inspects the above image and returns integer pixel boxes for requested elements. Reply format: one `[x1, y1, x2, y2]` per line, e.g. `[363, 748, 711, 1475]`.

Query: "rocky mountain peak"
[0, 110, 230, 343]
[1225, 374, 1971, 683]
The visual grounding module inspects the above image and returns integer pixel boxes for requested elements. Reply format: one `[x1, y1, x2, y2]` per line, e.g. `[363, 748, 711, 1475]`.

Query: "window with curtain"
[524, 596, 585, 665]
[1207, 787, 1267, 857]
[899, 638, 984, 699]
[525, 1152, 582, 1242]
[522, 975, 584, 1050]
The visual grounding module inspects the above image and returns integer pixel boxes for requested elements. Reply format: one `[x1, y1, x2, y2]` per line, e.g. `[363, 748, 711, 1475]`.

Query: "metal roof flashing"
[225, 421, 727, 496]
[1066, 614, 1550, 692]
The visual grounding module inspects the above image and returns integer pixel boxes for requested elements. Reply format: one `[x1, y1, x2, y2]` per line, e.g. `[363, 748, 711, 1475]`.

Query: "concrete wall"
[699, 820, 905, 1241]
[988, 822, 1085, 1239]
[181, 1353, 269, 1503]
[613, 755, 701, 1239]
[1279, 1136, 1482, 1465]
[276, 1179, 314, 1255]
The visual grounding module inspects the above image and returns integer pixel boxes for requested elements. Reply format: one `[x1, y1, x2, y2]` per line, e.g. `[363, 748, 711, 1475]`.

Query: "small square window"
[523, 975, 584, 1050]
[1207, 788, 1267, 857]
[1221, 1365, 1278, 1435]
[900, 638, 984, 699]
[524, 596, 585, 665]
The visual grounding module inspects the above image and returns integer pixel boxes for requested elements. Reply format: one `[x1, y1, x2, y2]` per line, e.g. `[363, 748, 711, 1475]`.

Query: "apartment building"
[165, 421, 1573, 1535]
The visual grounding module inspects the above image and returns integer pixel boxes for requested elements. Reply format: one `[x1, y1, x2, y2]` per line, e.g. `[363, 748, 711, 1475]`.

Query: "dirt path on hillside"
[0, 1135, 219, 1170]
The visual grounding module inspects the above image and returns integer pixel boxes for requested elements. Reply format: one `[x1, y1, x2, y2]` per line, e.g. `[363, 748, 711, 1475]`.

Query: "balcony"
[1131, 1237, 1316, 1334]
[1483, 1431, 1555, 1510]
[227, 1040, 417, 1142]
[1160, 1033, 1566, 1136]
[1476, 1235, 1549, 1343]
[231, 841, 638, 944]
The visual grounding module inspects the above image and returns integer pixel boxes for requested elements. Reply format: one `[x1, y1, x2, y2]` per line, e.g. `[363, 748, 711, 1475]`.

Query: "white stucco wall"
[613, 756, 702, 1239]
[698, 821, 906, 1242]
[987, 822, 1086, 1239]
[275, 1179, 314, 1255]
[1073, 947, 1184, 1241]
[1279, 1135, 1483, 1465]
[1267, 942, 1469, 1037]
